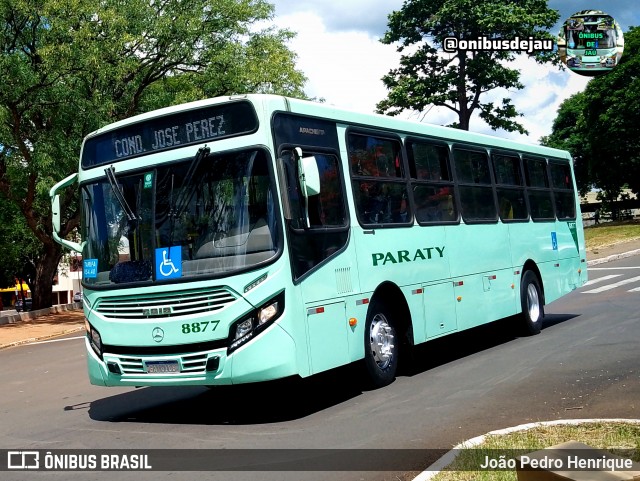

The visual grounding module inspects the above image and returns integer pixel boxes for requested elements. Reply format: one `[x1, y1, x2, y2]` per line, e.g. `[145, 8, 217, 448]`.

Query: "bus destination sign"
[82, 101, 258, 168]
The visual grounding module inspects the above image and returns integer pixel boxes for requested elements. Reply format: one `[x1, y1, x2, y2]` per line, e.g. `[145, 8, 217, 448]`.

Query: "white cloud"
[273, 11, 401, 114]
[272, 0, 403, 36]
[271, 2, 599, 144]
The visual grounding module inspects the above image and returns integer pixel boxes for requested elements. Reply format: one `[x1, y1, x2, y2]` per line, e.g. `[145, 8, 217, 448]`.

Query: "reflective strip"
[355, 298, 369, 306]
[307, 307, 325, 315]
[412, 288, 424, 295]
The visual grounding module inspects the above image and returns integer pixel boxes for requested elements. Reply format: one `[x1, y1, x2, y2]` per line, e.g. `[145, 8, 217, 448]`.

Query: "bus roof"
[85, 94, 572, 162]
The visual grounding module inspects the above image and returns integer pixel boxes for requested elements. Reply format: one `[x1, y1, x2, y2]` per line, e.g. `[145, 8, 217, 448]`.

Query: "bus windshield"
[81, 148, 279, 287]
[567, 25, 616, 49]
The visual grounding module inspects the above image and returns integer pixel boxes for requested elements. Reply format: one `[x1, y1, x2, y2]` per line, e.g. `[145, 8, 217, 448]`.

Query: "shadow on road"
[88, 364, 364, 425]
[86, 313, 579, 426]
[403, 313, 580, 375]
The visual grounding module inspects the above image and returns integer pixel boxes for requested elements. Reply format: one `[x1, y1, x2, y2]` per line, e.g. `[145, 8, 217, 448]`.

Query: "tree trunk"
[33, 241, 63, 310]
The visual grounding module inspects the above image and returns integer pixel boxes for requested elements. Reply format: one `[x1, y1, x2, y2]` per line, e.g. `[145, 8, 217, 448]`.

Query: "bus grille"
[115, 352, 209, 375]
[95, 287, 237, 320]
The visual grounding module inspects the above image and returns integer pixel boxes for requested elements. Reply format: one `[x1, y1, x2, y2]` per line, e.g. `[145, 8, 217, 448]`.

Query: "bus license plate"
[145, 361, 179, 374]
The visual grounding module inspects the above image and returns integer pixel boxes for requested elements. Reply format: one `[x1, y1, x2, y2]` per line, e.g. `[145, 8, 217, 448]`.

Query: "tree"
[0, 0, 306, 309]
[376, 0, 559, 133]
[539, 91, 590, 195]
[543, 26, 640, 211]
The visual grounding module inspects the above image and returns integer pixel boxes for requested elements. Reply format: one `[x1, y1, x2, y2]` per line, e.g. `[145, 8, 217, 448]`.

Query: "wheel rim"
[369, 313, 395, 369]
[527, 283, 540, 323]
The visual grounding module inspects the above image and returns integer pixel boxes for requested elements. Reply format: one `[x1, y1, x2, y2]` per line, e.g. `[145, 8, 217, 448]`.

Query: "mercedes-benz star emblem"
[152, 327, 164, 343]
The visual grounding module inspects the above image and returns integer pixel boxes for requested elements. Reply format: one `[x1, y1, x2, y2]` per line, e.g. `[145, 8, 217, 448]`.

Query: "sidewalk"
[0, 306, 85, 350]
[1, 238, 640, 350]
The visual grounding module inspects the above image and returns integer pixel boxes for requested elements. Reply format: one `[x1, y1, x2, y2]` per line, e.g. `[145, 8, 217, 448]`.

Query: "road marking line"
[628, 287, 640, 293]
[582, 275, 640, 294]
[589, 267, 640, 270]
[29, 336, 85, 345]
[583, 274, 622, 287]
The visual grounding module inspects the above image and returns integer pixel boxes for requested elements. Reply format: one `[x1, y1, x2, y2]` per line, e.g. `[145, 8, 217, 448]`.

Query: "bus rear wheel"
[519, 270, 544, 335]
[363, 301, 398, 388]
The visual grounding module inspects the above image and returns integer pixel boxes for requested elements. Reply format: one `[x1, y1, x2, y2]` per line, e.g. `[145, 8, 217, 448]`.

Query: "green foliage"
[0, 0, 307, 307]
[543, 26, 640, 204]
[377, 0, 559, 132]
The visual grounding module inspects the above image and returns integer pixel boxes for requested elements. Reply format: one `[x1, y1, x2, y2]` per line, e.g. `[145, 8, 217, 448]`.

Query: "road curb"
[0, 326, 84, 351]
[587, 248, 640, 267]
[412, 418, 640, 481]
[0, 303, 82, 326]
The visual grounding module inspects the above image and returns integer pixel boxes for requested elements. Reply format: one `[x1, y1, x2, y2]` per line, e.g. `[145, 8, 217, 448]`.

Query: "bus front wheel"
[363, 300, 398, 388]
[519, 270, 544, 335]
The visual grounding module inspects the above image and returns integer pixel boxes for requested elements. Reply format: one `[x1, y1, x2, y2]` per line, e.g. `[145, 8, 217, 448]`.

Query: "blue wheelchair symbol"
[155, 246, 182, 279]
[551, 232, 558, 251]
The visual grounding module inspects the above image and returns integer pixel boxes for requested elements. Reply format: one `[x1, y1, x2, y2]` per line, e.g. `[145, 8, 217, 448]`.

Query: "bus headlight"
[258, 302, 279, 325]
[234, 319, 253, 340]
[85, 320, 102, 359]
[228, 291, 285, 354]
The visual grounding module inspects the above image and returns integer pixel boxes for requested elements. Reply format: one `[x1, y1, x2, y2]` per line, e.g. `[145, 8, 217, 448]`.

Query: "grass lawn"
[430, 421, 640, 481]
[584, 220, 640, 251]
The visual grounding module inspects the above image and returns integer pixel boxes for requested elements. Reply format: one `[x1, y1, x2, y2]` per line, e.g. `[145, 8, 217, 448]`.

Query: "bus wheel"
[519, 270, 544, 335]
[363, 301, 398, 388]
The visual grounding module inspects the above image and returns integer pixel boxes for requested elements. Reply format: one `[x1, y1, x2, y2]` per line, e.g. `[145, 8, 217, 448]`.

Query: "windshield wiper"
[167, 146, 210, 248]
[171, 145, 210, 219]
[104, 165, 137, 221]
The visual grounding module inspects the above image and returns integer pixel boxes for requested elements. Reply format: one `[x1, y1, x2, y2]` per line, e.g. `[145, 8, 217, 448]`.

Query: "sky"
[269, 0, 639, 145]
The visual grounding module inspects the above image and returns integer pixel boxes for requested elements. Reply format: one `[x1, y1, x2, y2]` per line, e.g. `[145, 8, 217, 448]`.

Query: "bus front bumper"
[86, 323, 298, 387]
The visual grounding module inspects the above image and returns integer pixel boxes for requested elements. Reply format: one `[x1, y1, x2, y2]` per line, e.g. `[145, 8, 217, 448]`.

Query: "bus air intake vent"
[95, 287, 237, 320]
[335, 267, 353, 294]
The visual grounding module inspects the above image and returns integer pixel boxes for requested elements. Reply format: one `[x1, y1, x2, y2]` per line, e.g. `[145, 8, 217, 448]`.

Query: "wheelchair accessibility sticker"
[551, 231, 558, 251]
[155, 246, 182, 279]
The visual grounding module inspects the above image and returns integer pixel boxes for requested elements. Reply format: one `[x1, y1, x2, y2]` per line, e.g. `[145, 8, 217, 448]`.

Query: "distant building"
[52, 254, 83, 305]
[580, 189, 639, 226]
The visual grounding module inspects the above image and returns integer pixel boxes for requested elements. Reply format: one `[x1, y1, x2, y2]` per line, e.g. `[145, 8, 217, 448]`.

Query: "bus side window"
[493, 152, 528, 222]
[549, 162, 576, 220]
[349, 132, 411, 226]
[524, 157, 555, 221]
[453, 148, 496, 222]
[280, 149, 349, 279]
[407, 140, 458, 224]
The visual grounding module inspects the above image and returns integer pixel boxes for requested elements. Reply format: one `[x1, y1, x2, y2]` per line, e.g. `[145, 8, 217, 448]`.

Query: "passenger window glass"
[281, 149, 349, 280]
[549, 163, 572, 189]
[407, 140, 457, 224]
[458, 186, 496, 221]
[549, 162, 576, 220]
[496, 188, 528, 220]
[454, 149, 491, 184]
[525, 158, 549, 188]
[409, 142, 451, 180]
[413, 185, 457, 222]
[454, 148, 496, 222]
[493, 153, 527, 222]
[349, 133, 411, 226]
[493, 154, 523, 186]
[349, 134, 403, 178]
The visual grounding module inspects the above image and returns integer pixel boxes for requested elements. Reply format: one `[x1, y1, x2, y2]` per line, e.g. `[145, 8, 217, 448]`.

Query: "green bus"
[564, 12, 623, 72]
[50, 94, 587, 389]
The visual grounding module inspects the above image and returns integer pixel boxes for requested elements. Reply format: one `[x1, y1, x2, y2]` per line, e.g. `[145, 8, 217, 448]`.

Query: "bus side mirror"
[50, 172, 83, 253]
[295, 147, 320, 198]
[52, 195, 62, 233]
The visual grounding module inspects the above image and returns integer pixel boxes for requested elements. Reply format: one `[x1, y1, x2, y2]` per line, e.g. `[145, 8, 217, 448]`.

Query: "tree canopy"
[376, 0, 559, 133]
[0, 0, 306, 308]
[543, 26, 640, 206]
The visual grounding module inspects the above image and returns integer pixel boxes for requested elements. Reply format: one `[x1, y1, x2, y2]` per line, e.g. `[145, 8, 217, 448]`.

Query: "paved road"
[1, 256, 639, 481]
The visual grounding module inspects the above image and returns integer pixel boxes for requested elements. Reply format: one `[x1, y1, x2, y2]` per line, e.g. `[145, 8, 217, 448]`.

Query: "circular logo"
[557, 10, 624, 77]
[152, 327, 164, 343]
